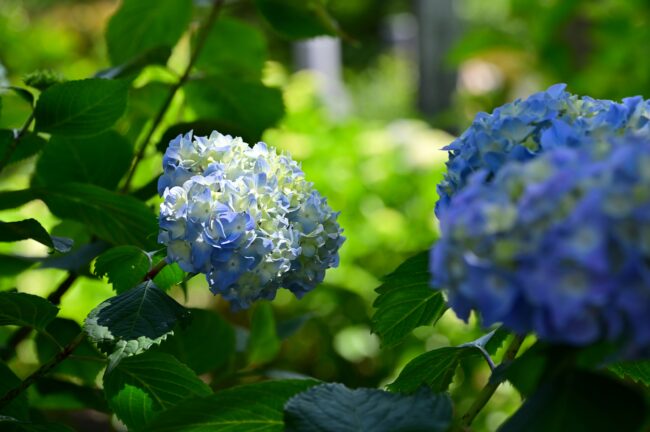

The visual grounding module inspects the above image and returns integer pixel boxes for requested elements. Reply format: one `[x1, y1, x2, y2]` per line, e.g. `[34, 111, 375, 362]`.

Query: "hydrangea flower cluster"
[432, 135, 650, 355]
[436, 84, 650, 216]
[158, 131, 344, 309]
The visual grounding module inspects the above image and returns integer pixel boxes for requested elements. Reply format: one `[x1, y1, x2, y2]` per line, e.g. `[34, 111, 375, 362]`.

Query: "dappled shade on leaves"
[0, 291, 58, 331]
[93, 246, 151, 294]
[253, 0, 338, 39]
[0, 219, 71, 252]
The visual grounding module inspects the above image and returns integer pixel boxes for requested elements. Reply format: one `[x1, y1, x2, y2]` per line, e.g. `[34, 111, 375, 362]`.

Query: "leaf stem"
[145, 259, 167, 281]
[459, 334, 526, 429]
[121, 0, 226, 192]
[0, 111, 35, 173]
[0, 332, 85, 410]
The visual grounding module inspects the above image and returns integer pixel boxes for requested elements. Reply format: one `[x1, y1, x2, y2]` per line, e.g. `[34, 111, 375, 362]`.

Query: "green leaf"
[0, 363, 29, 420]
[152, 262, 185, 291]
[143, 379, 320, 432]
[156, 308, 235, 375]
[196, 18, 267, 79]
[0, 130, 47, 166]
[35, 319, 104, 386]
[30, 378, 108, 412]
[253, 0, 338, 39]
[34, 79, 128, 137]
[5, 86, 34, 106]
[0, 418, 73, 432]
[94, 246, 151, 294]
[84, 280, 190, 370]
[499, 370, 647, 432]
[0, 189, 38, 211]
[388, 330, 505, 393]
[32, 131, 132, 190]
[0, 291, 58, 332]
[96, 46, 172, 80]
[184, 78, 284, 142]
[0, 219, 71, 252]
[105, 0, 192, 65]
[247, 302, 281, 365]
[285, 384, 452, 432]
[104, 351, 211, 430]
[372, 252, 446, 347]
[609, 361, 650, 387]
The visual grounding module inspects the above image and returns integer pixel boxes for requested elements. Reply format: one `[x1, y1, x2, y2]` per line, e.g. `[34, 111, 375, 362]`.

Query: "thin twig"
[121, 0, 226, 192]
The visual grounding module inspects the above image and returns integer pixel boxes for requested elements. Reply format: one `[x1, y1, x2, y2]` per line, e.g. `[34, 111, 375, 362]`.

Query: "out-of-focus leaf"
[142, 379, 320, 432]
[31, 378, 108, 412]
[39, 241, 109, 273]
[32, 131, 132, 190]
[103, 351, 211, 430]
[152, 262, 185, 291]
[284, 384, 452, 432]
[184, 78, 284, 142]
[253, 0, 338, 39]
[0, 363, 29, 420]
[4, 86, 34, 106]
[610, 361, 650, 387]
[0, 291, 58, 331]
[156, 308, 235, 375]
[0, 418, 73, 432]
[35, 319, 104, 385]
[0, 189, 37, 210]
[196, 18, 267, 79]
[34, 79, 128, 137]
[96, 46, 172, 80]
[372, 252, 446, 347]
[0, 219, 71, 252]
[94, 246, 150, 294]
[23, 70, 65, 92]
[105, 0, 192, 65]
[84, 280, 190, 370]
[0, 130, 47, 166]
[247, 301, 280, 365]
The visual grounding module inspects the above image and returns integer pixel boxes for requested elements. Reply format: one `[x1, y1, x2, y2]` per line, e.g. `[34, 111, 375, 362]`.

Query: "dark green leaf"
[153, 262, 184, 291]
[143, 379, 320, 432]
[0, 219, 71, 252]
[0, 189, 37, 211]
[23, 70, 65, 92]
[0, 130, 47, 166]
[156, 308, 235, 375]
[39, 241, 109, 273]
[184, 78, 284, 142]
[610, 361, 650, 387]
[284, 384, 452, 432]
[94, 246, 150, 294]
[372, 252, 446, 347]
[254, 0, 338, 39]
[499, 370, 647, 432]
[31, 378, 108, 412]
[84, 280, 190, 370]
[34, 79, 128, 137]
[104, 351, 211, 430]
[96, 46, 172, 80]
[119, 82, 170, 145]
[33, 131, 132, 190]
[0, 363, 29, 420]
[106, 0, 192, 65]
[0, 418, 73, 432]
[247, 302, 281, 365]
[0, 254, 35, 276]
[0, 291, 58, 331]
[35, 319, 104, 385]
[196, 18, 267, 79]
[5, 86, 34, 106]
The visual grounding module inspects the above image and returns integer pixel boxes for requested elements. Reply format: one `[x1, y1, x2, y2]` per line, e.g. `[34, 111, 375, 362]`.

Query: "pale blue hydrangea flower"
[158, 131, 344, 309]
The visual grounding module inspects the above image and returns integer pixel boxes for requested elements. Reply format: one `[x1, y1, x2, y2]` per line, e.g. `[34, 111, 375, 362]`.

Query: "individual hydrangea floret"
[158, 131, 344, 309]
[432, 135, 650, 356]
[436, 84, 650, 216]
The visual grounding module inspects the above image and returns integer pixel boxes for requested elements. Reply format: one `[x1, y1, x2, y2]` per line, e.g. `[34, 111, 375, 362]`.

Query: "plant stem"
[0, 332, 85, 410]
[145, 259, 167, 281]
[460, 334, 526, 429]
[0, 111, 35, 173]
[121, 0, 226, 192]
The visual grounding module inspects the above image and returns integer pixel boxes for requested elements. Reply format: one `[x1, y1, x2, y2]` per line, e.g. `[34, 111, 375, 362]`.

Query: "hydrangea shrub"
[158, 131, 345, 309]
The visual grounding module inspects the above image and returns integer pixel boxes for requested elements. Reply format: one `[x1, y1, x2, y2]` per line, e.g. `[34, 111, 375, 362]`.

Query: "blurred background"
[0, 0, 648, 430]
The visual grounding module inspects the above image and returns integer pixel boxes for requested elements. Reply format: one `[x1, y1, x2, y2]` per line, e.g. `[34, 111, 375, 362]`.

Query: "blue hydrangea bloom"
[432, 134, 650, 356]
[158, 131, 344, 309]
[436, 84, 650, 217]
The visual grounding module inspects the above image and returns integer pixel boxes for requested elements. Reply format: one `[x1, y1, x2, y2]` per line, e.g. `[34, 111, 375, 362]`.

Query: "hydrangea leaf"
[103, 351, 211, 430]
[284, 383, 452, 432]
[500, 370, 647, 432]
[94, 246, 151, 294]
[0, 418, 74, 432]
[253, 0, 338, 39]
[152, 262, 185, 291]
[84, 280, 190, 371]
[35, 319, 104, 386]
[5, 86, 34, 106]
[156, 308, 235, 375]
[0, 291, 58, 332]
[0, 219, 72, 253]
[247, 302, 281, 365]
[372, 252, 446, 347]
[32, 131, 132, 190]
[0, 130, 47, 166]
[95, 46, 171, 80]
[142, 379, 320, 432]
[31, 378, 108, 412]
[0, 363, 29, 420]
[609, 361, 650, 387]
[34, 79, 128, 137]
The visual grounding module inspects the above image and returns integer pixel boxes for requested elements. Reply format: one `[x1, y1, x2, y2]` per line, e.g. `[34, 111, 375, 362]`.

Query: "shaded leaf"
[104, 351, 211, 430]
[285, 384, 452, 432]
[0, 130, 47, 166]
[94, 246, 150, 294]
[0, 418, 73, 432]
[247, 302, 280, 365]
[96, 46, 172, 80]
[253, 0, 338, 39]
[152, 262, 185, 291]
[39, 241, 109, 273]
[33, 131, 132, 190]
[106, 0, 192, 65]
[0, 219, 71, 252]
[372, 252, 446, 347]
[84, 280, 190, 370]
[34, 79, 128, 137]
[31, 378, 108, 412]
[0, 291, 58, 331]
[0, 363, 29, 420]
[609, 361, 650, 387]
[4, 87, 34, 106]
[143, 379, 320, 432]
